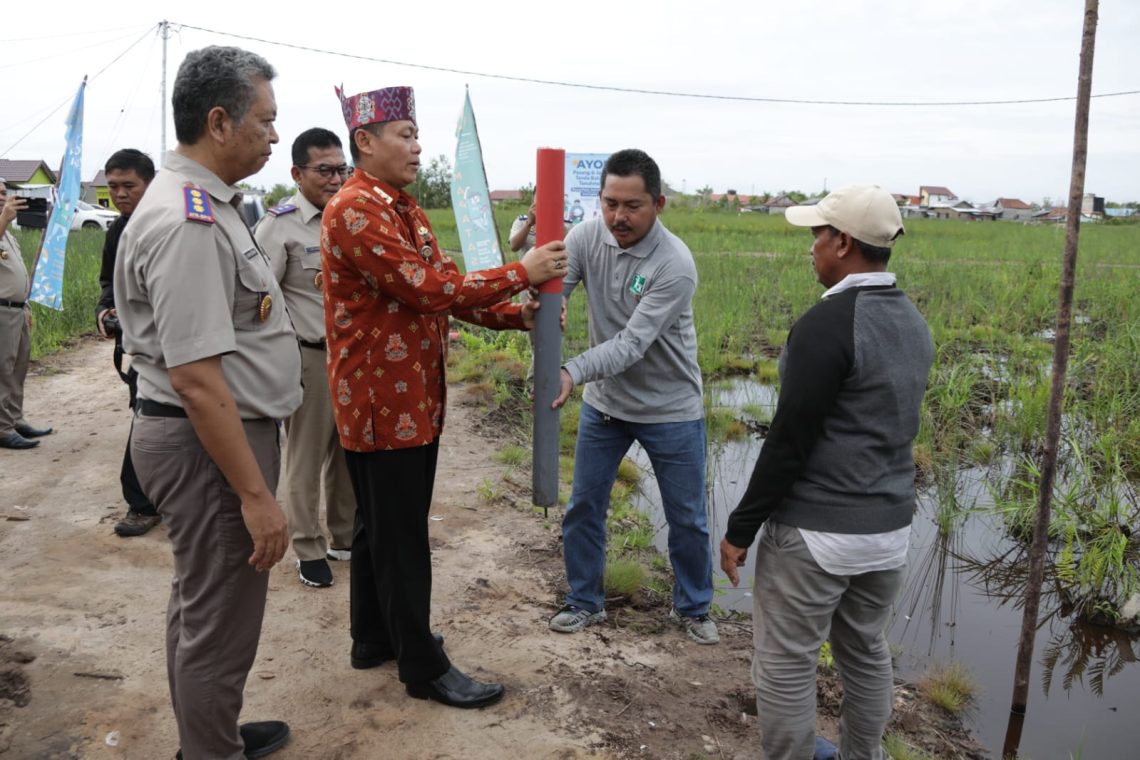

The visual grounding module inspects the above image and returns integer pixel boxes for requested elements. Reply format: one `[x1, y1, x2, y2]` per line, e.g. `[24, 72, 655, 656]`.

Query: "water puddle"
[624, 379, 1140, 758]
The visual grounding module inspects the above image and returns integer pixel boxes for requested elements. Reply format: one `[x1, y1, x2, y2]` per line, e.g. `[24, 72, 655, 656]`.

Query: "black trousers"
[120, 366, 156, 516]
[345, 441, 450, 684]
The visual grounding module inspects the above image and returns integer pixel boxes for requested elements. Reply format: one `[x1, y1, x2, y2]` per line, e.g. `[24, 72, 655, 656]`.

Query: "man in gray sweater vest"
[720, 185, 934, 760]
[549, 149, 717, 645]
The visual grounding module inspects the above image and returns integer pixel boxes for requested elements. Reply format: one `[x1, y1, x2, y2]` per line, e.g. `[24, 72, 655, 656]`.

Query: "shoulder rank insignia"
[183, 185, 215, 224]
[268, 204, 298, 217]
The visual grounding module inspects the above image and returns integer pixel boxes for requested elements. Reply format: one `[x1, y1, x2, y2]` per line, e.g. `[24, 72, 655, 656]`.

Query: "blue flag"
[450, 91, 503, 272]
[30, 78, 86, 310]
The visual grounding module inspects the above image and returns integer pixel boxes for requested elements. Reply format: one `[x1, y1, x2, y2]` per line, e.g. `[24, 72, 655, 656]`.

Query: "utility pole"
[1002, 1, 1098, 757]
[160, 20, 171, 163]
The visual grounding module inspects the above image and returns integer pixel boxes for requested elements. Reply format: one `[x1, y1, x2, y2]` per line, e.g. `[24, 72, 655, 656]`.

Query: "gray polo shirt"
[114, 151, 302, 420]
[562, 218, 703, 423]
[254, 192, 325, 343]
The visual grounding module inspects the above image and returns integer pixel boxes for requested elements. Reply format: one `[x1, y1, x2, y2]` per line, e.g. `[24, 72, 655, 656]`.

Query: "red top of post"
[535, 148, 565, 294]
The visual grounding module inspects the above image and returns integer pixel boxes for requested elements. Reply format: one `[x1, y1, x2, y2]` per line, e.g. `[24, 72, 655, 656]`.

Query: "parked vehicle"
[71, 200, 119, 231]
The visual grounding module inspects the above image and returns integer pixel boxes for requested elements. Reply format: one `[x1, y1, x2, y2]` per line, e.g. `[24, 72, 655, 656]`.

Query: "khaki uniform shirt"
[253, 192, 325, 343]
[0, 231, 28, 303]
[114, 151, 302, 420]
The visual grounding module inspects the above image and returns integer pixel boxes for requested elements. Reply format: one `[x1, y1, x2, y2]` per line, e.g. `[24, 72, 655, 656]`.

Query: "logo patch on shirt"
[183, 185, 215, 224]
[629, 273, 646, 296]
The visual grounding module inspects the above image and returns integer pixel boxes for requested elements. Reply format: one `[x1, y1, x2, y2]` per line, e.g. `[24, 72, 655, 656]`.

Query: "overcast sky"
[3, 0, 1138, 204]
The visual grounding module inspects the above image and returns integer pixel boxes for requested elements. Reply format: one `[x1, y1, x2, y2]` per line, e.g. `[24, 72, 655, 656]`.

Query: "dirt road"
[1, 337, 989, 760]
[1, 337, 772, 760]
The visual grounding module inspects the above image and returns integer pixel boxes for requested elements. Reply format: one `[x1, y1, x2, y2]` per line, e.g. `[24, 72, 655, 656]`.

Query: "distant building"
[0, 159, 57, 187]
[919, 185, 956, 206]
[490, 189, 524, 204]
[1105, 207, 1137, 218]
[758, 194, 797, 215]
[1081, 193, 1105, 218]
[993, 197, 1035, 221]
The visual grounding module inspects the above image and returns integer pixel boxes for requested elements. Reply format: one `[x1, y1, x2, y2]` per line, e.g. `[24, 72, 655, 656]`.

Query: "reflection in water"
[625, 379, 1140, 758]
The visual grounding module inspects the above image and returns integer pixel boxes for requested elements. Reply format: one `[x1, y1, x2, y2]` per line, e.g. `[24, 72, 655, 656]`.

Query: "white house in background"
[919, 185, 956, 206]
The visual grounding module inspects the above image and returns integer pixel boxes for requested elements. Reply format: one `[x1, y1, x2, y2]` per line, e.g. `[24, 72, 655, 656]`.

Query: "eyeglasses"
[299, 164, 353, 179]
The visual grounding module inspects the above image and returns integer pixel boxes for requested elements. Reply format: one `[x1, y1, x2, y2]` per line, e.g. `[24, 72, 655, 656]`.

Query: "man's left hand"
[521, 290, 567, 331]
[719, 538, 748, 587]
[552, 367, 573, 409]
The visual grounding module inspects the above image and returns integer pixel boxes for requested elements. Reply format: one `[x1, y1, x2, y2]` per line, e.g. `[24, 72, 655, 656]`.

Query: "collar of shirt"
[821, 271, 897, 299]
[350, 168, 411, 209]
[601, 218, 664, 259]
[291, 191, 324, 224]
[164, 150, 240, 205]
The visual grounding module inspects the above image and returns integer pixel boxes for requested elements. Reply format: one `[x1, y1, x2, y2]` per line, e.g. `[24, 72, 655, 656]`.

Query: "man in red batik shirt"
[322, 84, 566, 708]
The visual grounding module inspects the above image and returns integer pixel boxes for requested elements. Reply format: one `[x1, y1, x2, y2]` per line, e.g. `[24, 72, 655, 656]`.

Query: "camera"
[102, 313, 122, 337]
[8, 187, 52, 229]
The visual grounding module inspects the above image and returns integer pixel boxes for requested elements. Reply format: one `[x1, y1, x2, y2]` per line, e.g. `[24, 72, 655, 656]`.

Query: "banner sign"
[564, 153, 609, 227]
[30, 78, 86, 310]
[450, 91, 503, 272]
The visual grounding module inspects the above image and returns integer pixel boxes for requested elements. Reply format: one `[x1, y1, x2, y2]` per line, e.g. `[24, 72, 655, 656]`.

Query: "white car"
[71, 200, 119, 231]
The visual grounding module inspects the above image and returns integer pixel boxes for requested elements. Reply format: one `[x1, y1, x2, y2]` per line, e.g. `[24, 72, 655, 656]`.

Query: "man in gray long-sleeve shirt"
[549, 149, 717, 645]
[720, 185, 934, 760]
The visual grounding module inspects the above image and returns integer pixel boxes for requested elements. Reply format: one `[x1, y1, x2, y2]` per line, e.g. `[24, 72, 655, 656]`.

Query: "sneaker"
[548, 605, 606, 633]
[813, 736, 838, 760]
[297, 558, 334, 588]
[669, 607, 720, 645]
[113, 511, 160, 537]
[326, 547, 351, 561]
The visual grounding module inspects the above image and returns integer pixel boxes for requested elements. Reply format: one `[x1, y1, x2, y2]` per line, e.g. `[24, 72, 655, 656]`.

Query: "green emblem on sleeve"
[629, 273, 646, 295]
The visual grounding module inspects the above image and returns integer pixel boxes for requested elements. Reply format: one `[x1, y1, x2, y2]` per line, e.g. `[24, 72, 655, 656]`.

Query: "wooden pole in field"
[1002, 2, 1099, 756]
[532, 148, 565, 514]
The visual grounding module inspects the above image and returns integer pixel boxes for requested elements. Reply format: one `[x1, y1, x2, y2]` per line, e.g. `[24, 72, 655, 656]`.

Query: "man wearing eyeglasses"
[254, 127, 355, 589]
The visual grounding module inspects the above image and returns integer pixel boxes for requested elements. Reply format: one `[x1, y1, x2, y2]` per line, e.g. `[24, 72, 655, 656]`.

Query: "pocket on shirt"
[301, 247, 321, 271]
[233, 248, 272, 331]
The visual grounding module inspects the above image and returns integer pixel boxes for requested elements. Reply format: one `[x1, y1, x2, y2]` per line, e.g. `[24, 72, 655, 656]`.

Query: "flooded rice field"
[628, 379, 1140, 759]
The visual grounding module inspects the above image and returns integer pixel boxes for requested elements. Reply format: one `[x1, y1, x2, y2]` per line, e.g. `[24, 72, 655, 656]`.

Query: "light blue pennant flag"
[30, 77, 86, 310]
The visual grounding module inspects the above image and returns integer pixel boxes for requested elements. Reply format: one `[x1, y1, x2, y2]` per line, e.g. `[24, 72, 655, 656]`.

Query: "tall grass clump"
[17, 228, 104, 358]
[917, 662, 978, 713]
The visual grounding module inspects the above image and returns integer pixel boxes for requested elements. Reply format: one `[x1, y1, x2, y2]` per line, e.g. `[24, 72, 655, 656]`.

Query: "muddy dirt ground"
[0, 337, 986, 759]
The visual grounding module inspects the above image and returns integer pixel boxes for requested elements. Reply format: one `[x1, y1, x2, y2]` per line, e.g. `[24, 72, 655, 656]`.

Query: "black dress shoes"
[351, 633, 444, 669]
[174, 720, 289, 760]
[405, 665, 505, 708]
[0, 432, 38, 450]
[15, 424, 52, 438]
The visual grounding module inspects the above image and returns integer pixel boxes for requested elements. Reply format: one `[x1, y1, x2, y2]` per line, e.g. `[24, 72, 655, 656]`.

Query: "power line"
[0, 23, 153, 43]
[174, 22, 1140, 108]
[0, 25, 157, 159]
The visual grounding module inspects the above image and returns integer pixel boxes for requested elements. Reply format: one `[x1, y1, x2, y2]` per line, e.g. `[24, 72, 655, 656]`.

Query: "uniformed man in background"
[114, 46, 300, 760]
[254, 127, 355, 589]
[0, 179, 53, 450]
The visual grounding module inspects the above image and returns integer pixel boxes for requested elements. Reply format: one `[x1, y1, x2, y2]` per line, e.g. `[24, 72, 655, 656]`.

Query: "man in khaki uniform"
[254, 127, 354, 588]
[0, 181, 53, 450]
[114, 46, 300, 760]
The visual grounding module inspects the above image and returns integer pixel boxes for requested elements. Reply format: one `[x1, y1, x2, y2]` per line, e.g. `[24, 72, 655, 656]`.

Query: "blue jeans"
[562, 402, 713, 616]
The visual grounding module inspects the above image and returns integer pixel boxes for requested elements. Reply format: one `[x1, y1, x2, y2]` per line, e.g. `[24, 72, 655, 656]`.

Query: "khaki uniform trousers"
[282, 344, 355, 560]
[0, 306, 30, 436]
[132, 413, 280, 760]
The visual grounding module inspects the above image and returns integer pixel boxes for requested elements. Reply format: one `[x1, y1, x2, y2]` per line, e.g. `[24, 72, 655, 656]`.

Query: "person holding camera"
[0, 180, 53, 450]
[95, 149, 159, 536]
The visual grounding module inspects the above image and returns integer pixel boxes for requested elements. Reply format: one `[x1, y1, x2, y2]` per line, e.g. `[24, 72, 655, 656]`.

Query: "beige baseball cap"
[785, 184, 905, 248]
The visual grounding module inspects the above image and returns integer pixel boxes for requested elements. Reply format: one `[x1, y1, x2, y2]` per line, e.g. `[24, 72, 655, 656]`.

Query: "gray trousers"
[282, 345, 355, 560]
[0, 307, 30, 436]
[132, 413, 280, 760]
[752, 521, 904, 760]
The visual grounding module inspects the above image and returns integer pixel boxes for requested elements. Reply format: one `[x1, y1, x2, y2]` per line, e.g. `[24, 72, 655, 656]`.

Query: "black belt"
[138, 399, 188, 418]
[299, 338, 327, 350]
[137, 398, 272, 424]
[0, 298, 26, 309]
